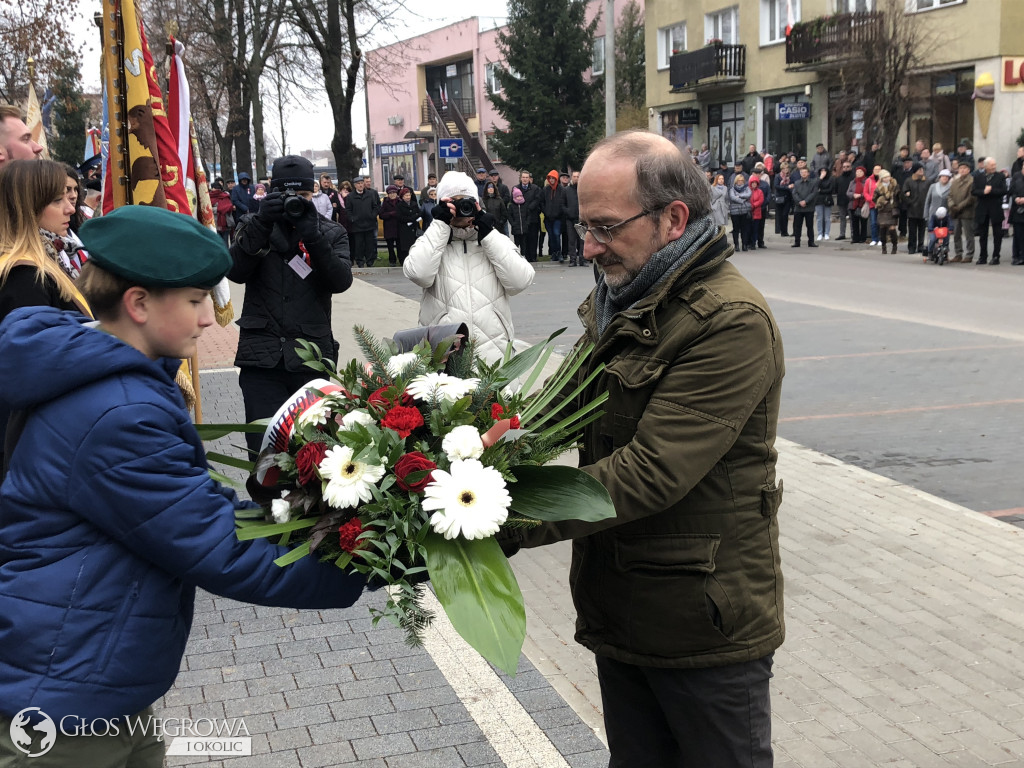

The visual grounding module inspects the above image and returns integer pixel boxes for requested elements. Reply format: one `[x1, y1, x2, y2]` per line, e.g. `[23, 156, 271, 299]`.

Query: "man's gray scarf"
[595, 213, 717, 336]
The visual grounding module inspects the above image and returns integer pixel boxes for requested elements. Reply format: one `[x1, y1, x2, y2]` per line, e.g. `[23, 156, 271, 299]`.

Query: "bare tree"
[829, 0, 934, 164]
[0, 0, 81, 104]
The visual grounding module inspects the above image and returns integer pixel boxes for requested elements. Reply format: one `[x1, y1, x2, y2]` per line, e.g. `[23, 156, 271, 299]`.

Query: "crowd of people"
[697, 139, 1024, 265]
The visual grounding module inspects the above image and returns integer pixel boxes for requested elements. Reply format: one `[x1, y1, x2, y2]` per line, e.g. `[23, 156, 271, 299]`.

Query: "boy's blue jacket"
[0, 308, 364, 720]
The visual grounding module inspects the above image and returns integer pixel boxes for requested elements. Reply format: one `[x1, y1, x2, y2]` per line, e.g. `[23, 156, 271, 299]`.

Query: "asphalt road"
[355, 238, 1024, 523]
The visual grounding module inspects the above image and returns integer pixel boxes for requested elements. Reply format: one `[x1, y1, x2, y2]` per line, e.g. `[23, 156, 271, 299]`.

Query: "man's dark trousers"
[597, 654, 774, 768]
[239, 367, 325, 455]
[975, 203, 1003, 263]
[792, 210, 814, 245]
[349, 230, 377, 267]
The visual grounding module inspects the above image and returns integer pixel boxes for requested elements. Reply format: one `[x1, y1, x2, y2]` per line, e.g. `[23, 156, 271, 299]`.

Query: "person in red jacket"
[209, 180, 235, 246]
[749, 174, 765, 251]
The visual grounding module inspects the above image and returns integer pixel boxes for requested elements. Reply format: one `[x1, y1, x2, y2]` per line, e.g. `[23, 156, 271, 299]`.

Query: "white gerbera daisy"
[319, 445, 386, 509]
[296, 397, 334, 429]
[338, 409, 375, 431]
[407, 372, 481, 403]
[422, 459, 512, 540]
[271, 498, 292, 524]
[442, 424, 484, 461]
[386, 352, 420, 378]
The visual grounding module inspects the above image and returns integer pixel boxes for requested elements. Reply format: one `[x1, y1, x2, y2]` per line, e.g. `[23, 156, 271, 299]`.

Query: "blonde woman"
[0, 159, 91, 470]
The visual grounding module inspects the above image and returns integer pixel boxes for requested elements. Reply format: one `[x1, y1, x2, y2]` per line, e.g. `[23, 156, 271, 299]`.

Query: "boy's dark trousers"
[907, 217, 926, 253]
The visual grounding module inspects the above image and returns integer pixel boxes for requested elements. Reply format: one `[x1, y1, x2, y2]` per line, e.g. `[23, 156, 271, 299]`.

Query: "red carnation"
[338, 518, 364, 553]
[380, 405, 424, 438]
[393, 451, 437, 493]
[295, 442, 328, 485]
[369, 386, 415, 413]
[491, 403, 520, 429]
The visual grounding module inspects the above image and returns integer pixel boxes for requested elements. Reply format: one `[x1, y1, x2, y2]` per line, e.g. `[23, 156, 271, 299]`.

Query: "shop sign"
[1002, 58, 1024, 91]
[776, 102, 810, 120]
[676, 108, 701, 125]
[376, 141, 419, 157]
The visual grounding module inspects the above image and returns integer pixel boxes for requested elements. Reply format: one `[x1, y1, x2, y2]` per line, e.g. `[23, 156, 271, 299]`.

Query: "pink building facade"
[365, 5, 628, 192]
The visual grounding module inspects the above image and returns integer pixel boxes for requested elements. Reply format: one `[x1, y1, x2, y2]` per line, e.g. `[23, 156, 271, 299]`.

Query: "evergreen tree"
[615, 0, 645, 111]
[48, 51, 90, 166]
[488, 0, 599, 174]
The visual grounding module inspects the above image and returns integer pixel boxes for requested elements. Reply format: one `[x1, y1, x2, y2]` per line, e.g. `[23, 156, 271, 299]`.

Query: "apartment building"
[364, 3, 629, 191]
[646, 0, 1024, 167]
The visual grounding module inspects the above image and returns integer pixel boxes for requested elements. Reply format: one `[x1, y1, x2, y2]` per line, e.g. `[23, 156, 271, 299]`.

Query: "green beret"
[79, 206, 231, 289]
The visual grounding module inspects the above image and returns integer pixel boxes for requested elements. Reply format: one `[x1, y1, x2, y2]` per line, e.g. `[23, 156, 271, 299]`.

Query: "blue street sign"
[439, 138, 464, 159]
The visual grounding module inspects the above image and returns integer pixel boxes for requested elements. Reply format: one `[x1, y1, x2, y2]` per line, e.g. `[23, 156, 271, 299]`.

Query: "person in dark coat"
[1009, 170, 1024, 265]
[540, 169, 567, 261]
[835, 160, 854, 240]
[481, 182, 508, 234]
[396, 187, 420, 265]
[973, 157, 1008, 264]
[230, 171, 255, 218]
[379, 185, 400, 266]
[564, 170, 583, 265]
[901, 163, 930, 254]
[228, 155, 353, 455]
[790, 166, 819, 247]
[420, 187, 436, 231]
[514, 171, 542, 261]
[489, 169, 510, 205]
[773, 166, 793, 237]
[344, 176, 380, 267]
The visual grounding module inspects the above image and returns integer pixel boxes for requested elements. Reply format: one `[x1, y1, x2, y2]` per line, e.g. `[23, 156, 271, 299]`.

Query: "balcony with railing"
[668, 43, 746, 93]
[785, 11, 883, 71]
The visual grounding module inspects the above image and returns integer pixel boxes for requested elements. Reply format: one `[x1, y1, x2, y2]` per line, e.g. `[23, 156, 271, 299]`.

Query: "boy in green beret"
[0, 205, 364, 766]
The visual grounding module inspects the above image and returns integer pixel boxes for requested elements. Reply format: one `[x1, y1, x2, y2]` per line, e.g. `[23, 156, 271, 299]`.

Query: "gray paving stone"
[372, 708, 438, 734]
[294, 741, 359, 767]
[543, 723, 607, 755]
[272, 703, 335, 730]
[220, 662, 266, 682]
[222, 692, 286, 718]
[243, 672, 297, 696]
[187, 650, 236, 671]
[350, 732, 417, 760]
[455, 741, 502, 766]
[396, 669, 447, 691]
[383, 747, 467, 767]
[431, 703, 473, 726]
[391, 654, 438, 675]
[336, 675, 403, 699]
[328, 696, 397, 722]
[201, 680, 250, 701]
[566, 751, 613, 768]
[308, 716, 377, 745]
[389, 686, 460, 711]
[231, 628, 293, 649]
[352, 659, 399, 680]
[327, 632, 372, 651]
[513, 686, 569, 712]
[319, 646, 375, 667]
[266, 725, 312, 751]
[282, 684, 342, 708]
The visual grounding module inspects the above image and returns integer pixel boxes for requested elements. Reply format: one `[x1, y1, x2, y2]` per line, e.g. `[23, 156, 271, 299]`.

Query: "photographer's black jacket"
[228, 214, 352, 371]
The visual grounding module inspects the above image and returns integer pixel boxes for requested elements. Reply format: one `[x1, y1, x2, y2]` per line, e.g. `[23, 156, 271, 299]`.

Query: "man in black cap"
[392, 173, 416, 205]
[228, 154, 353, 455]
[420, 172, 438, 201]
[474, 167, 489, 198]
[489, 169, 510, 205]
[345, 176, 381, 268]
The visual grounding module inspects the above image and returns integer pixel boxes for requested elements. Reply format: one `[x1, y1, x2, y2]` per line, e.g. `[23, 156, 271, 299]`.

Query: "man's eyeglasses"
[574, 208, 661, 244]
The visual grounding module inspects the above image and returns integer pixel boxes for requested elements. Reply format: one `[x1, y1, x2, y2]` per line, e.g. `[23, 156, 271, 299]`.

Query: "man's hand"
[473, 210, 497, 243]
[431, 198, 455, 224]
[256, 191, 285, 224]
[984, 185, 993, 195]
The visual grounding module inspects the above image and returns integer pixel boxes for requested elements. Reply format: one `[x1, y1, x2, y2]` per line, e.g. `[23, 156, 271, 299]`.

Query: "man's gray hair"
[588, 130, 711, 220]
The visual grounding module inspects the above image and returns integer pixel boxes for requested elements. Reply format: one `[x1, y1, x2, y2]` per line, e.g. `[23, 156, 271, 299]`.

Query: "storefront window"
[707, 101, 745, 168]
[662, 109, 697, 151]
[763, 94, 809, 158]
[907, 68, 973, 153]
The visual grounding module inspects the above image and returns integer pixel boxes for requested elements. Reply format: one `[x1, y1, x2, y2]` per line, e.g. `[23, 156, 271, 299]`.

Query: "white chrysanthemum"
[319, 445, 386, 509]
[407, 372, 481, 403]
[386, 352, 420, 378]
[442, 424, 484, 461]
[271, 498, 292, 524]
[338, 409, 375, 431]
[422, 459, 512, 540]
[296, 398, 334, 428]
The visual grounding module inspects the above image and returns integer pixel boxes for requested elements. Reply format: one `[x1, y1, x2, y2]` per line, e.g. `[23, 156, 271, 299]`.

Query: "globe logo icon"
[9, 707, 57, 757]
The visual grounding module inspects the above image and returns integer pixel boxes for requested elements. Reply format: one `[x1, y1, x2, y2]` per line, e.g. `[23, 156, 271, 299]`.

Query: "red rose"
[510, 415, 521, 429]
[491, 403, 505, 420]
[369, 386, 414, 413]
[295, 442, 328, 485]
[338, 518, 364, 553]
[380, 405, 424, 438]
[393, 451, 437, 493]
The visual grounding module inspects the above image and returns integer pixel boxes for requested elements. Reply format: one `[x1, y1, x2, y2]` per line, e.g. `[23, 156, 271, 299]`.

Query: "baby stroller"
[928, 225, 949, 265]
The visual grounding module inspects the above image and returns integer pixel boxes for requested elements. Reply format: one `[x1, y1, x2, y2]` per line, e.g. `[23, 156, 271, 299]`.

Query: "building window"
[911, 0, 961, 10]
[835, 0, 872, 11]
[657, 23, 687, 70]
[762, 0, 799, 45]
[592, 36, 605, 76]
[705, 7, 739, 45]
[485, 63, 501, 93]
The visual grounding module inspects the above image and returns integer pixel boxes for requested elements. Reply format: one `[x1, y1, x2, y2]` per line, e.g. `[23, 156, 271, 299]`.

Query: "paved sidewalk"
[174, 278, 1024, 767]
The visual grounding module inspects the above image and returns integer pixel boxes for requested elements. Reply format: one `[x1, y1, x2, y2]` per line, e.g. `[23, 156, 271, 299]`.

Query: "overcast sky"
[74, 0, 509, 166]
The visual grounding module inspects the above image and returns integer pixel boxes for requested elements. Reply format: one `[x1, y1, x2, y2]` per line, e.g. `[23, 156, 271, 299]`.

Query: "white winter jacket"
[403, 221, 535, 363]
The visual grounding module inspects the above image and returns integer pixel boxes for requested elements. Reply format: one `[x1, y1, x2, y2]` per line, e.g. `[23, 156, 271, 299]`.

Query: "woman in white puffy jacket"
[403, 171, 535, 364]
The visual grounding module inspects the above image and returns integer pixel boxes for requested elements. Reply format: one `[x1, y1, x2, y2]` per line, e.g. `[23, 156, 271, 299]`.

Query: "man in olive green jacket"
[504, 131, 785, 767]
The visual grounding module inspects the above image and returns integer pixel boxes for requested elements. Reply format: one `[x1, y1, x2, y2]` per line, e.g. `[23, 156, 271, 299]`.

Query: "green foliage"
[48, 50, 90, 166]
[614, 0, 645, 111]
[488, 0, 600, 173]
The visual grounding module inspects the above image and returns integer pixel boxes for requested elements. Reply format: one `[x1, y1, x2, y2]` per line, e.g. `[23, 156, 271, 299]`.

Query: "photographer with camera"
[403, 171, 534, 364]
[229, 155, 353, 455]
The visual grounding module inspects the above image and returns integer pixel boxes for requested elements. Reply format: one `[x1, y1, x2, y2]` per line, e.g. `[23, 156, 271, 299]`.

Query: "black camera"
[281, 189, 307, 218]
[453, 197, 477, 218]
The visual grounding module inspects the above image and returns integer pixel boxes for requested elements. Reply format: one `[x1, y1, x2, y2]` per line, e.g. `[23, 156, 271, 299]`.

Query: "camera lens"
[454, 198, 477, 217]
[282, 193, 306, 217]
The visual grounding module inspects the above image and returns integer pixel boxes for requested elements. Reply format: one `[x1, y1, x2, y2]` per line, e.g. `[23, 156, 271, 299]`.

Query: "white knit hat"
[435, 171, 478, 202]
